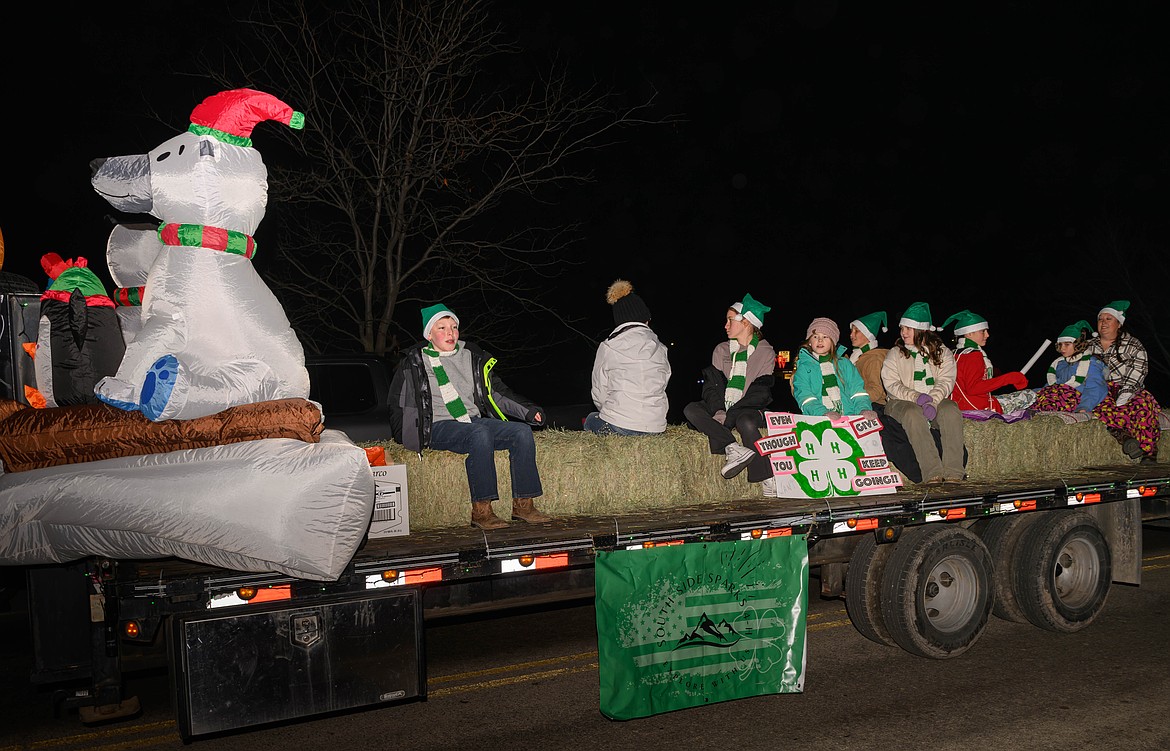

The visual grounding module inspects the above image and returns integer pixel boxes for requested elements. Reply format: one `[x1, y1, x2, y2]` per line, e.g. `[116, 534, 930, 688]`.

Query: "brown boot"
[471, 501, 509, 530]
[512, 497, 552, 523]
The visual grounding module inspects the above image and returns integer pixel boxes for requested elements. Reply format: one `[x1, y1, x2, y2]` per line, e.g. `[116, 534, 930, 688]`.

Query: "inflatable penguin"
[89, 88, 310, 421]
[34, 253, 126, 407]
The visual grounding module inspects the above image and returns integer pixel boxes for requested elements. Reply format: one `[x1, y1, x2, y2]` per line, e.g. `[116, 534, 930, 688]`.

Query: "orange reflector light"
[750, 529, 763, 539]
[847, 518, 878, 531]
[1139, 486, 1157, 497]
[765, 528, 792, 537]
[381, 570, 400, 582]
[250, 585, 292, 603]
[403, 567, 443, 584]
[940, 508, 967, 519]
[881, 527, 897, 541]
[1014, 499, 1037, 511]
[644, 540, 684, 548]
[123, 621, 141, 639]
[534, 553, 569, 569]
[237, 586, 257, 601]
[1083, 492, 1101, 504]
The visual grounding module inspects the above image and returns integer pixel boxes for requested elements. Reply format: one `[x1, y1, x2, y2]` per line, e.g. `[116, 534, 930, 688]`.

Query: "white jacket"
[591, 323, 671, 433]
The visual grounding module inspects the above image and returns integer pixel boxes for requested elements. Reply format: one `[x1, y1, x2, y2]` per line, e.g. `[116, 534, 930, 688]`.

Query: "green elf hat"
[1057, 320, 1094, 343]
[942, 309, 988, 337]
[41, 253, 109, 298]
[421, 303, 460, 339]
[899, 301, 937, 331]
[188, 88, 305, 148]
[850, 311, 888, 342]
[731, 293, 771, 328]
[1098, 300, 1130, 325]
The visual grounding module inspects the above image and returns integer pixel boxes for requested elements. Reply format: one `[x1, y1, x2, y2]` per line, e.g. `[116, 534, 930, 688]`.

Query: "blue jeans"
[429, 417, 543, 502]
[583, 412, 656, 436]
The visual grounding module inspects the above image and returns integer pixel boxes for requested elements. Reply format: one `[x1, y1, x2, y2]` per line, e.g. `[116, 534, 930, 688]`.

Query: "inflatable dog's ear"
[35, 253, 125, 407]
[106, 223, 162, 346]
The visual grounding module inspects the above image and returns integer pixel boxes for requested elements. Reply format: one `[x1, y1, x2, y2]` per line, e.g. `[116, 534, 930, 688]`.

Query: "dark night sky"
[3, 2, 1168, 417]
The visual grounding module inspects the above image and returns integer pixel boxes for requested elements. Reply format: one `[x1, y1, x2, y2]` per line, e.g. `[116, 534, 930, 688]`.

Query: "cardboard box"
[369, 464, 410, 538]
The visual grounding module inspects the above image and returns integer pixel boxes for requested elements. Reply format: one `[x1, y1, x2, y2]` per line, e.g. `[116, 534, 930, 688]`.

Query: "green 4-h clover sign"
[789, 421, 863, 497]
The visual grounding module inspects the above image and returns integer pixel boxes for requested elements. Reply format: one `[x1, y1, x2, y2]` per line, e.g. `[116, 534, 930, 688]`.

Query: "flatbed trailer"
[23, 462, 1170, 739]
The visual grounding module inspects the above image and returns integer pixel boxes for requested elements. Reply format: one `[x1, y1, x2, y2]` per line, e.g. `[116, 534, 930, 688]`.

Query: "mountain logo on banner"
[675, 613, 744, 649]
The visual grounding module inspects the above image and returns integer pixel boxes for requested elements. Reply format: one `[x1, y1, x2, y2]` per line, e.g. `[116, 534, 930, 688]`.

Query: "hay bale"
[370, 417, 1167, 532]
[375, 425, 752, 530]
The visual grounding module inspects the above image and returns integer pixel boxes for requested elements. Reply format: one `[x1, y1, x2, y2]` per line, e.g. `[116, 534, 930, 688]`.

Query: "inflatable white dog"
[90, 88, 310, 421]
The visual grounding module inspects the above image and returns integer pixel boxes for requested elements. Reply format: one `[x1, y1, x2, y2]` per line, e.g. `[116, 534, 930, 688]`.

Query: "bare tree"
[198, 0, 662, 356]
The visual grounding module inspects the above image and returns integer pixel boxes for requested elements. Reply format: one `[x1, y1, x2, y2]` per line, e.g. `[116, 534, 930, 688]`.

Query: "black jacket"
[388, 341, 543, 453]
[699, 364, 775, 426]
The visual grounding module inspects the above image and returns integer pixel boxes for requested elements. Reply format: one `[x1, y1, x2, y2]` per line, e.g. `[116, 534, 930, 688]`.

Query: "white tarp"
[0, 431, 374, 581]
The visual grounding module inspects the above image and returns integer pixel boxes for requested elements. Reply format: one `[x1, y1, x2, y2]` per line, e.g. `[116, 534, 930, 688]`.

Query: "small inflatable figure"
[34, 253, 125, 407]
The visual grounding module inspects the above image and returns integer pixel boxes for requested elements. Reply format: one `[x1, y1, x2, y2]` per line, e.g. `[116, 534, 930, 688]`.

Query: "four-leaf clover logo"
[789, 421, 862, 497]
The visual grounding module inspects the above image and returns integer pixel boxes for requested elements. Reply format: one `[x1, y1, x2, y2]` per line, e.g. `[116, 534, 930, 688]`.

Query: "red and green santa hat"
[40, 253, 114, 307]
[188, 88, 305, 148]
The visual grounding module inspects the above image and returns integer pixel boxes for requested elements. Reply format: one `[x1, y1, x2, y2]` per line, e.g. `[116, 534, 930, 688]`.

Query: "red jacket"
[951, 349, 1027, 412]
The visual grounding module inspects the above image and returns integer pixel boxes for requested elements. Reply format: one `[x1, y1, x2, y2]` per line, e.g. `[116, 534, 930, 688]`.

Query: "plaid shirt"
[1087, 332, 1148, 405]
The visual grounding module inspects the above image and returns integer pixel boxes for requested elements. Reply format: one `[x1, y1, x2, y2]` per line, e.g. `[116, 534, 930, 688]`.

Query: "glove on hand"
[861, 409, 879, 422]
[1008, 373, 1029, 390]
[916, 393, 933, 407]
[921, 403, 937, 422]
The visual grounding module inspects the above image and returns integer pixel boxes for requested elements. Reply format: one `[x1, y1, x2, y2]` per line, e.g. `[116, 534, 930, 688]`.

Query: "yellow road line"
[27, 721, 175, 749]
[430, 650, 598, 684]
[430, 663, 599, 698]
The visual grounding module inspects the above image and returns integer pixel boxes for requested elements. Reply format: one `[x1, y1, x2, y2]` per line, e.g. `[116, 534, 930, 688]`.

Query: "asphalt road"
[2, 526, 1169, 751]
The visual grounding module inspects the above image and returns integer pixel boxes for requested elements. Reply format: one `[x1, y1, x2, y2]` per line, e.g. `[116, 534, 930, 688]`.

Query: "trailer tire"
[1011, 510, 1111, 633]
[975, 514, 1039, 624]
[845, 533, 896, 647]
[879, 525, 993, 659]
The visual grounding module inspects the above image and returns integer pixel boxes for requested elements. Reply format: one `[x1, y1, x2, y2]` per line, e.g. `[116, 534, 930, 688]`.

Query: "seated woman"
[1087, 300, 1161, 461]
[683, 293, 775, 493]
[584, 279, 670, 436]
[389, 303, 553, 529]
[942, 309, 1032, 415]
[1031, 320, 1109, 415]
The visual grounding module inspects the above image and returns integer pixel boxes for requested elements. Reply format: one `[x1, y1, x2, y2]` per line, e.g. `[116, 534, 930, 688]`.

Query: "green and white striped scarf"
[958, 338, 993, 378]
[1047, 353, 1092, 387]
[848, 341, 872, 364]
[423, 344, 471, 423]
[724, 335, 758, 409]
[819, 354, 842, 412]
[911, 347, 935, 386]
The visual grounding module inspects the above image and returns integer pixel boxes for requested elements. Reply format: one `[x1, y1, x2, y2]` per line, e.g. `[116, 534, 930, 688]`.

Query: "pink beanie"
[806, 317, 840, 343]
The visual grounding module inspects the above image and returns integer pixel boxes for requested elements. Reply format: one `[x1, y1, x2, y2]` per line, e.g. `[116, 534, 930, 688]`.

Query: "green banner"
[595, 536, 809, 720]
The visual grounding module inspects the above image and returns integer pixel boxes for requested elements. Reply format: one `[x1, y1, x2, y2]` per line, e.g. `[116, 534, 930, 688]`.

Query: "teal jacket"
[793, 345, 873, 416]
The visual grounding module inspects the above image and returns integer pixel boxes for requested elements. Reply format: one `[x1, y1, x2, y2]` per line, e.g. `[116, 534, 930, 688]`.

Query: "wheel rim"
[1052, 536, 1102, 609]
[923, 553, 981, 632]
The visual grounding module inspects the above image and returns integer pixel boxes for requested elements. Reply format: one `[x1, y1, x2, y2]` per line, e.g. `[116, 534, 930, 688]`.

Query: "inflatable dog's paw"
[141, 354, 182, 421]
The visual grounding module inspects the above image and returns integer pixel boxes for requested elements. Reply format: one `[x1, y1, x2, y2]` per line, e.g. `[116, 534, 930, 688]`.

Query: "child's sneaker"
[762, 476, 778, 498]
[721, 443, 755, 479]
